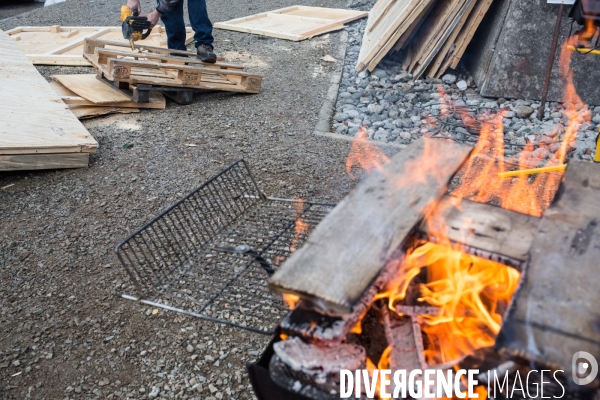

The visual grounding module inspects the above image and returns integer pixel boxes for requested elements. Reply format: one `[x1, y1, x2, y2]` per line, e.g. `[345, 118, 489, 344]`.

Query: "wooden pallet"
[0, 31, 97, 171]
[214, 6, 367, 41]
[5, 25, 194, 66]
[83, 39, 263, 102]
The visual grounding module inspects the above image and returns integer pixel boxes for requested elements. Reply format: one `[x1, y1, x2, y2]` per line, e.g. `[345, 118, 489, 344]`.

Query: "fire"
[377, 242, 519, 365]
[282, 200, 309, 310]
[290, 199, 308, 253]
[447, 29, 590, 218]
[283, 293, 300, 310]
[346, 127, 390, 178]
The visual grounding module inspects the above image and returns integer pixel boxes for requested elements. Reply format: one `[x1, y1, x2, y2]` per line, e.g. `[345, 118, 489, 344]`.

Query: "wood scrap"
[49, 80, 165, 109]
[419, 196, 540, 270]
[53, 74, 131, 104]
[0, 30, 97, 171]
[497, 160, 600, 375]
[69, 106, 139, 120]
[268, 138, 473, 314]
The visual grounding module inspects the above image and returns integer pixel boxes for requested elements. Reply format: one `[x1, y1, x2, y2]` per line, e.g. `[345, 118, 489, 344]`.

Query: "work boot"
[196, 44, 216, 63]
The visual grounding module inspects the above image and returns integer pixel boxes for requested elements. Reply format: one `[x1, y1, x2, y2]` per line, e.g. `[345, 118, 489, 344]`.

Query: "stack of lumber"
[50, 74, 166, 119]
[6, 25, 194, 66]
[356, 0, 494, 79]
[0, 30, 97, 171]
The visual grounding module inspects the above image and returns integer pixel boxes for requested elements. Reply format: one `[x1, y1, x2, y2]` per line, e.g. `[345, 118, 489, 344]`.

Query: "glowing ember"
[283, 293, 300, 310]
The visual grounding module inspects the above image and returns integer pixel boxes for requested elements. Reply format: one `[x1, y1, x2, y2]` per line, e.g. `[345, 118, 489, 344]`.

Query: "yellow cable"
[567, 45, 600, 56]
[498, 164, 567, 179]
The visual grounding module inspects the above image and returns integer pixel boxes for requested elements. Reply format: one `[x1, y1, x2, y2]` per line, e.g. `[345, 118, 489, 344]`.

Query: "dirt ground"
[0, 0, 401, 398]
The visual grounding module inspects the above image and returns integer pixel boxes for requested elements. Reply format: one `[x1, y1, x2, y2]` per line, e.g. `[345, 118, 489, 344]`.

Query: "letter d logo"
[572, 351, 599, 385]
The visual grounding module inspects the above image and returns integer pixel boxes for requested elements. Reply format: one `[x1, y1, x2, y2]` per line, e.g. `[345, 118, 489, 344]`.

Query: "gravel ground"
[0, 1, 398, 399]
[0, 1, 43, 20]
[334, 10, 599, 162]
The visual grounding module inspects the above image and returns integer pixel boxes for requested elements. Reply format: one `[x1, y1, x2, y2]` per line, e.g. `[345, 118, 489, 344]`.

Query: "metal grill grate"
[116, 160, 334, 334]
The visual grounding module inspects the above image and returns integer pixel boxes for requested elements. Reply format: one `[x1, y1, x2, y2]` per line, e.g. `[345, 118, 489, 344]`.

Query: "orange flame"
[283, 293, 300, 310]
[290, 199, 308, 253]
[346, 127, 390, 178]
[447, 27, 589, 218]
[377, 242, 519, 365]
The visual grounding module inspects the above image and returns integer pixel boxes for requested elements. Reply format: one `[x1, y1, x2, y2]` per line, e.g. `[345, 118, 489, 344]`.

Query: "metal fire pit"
[116, 159, 334, 334]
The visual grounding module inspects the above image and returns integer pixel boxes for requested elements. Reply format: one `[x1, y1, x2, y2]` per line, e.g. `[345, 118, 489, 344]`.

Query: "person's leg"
[157, 0, 187, 50]
[188, 0, 214, 48]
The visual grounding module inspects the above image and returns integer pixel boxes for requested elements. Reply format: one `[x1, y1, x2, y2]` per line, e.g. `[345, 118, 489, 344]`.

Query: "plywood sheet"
[6, 25, 194, 66]
[0, 30, 97, 158]
[0, 153, 89, 171]
[214, 6, 367, 41]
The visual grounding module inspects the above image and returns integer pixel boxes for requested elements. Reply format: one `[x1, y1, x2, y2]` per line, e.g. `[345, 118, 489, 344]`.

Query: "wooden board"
[214, 6, 367, 41]
[49, 80, 165, 109]
[448, 0, 495, 70]
[53, 74, 131, 104]
[365, 0, 436, 72]
[426, 0, 478, 78]
[0, 30, 97, 166]
[5, 25, 194, 66]
[420, 196, 540, 269]
[497, 161, 600, 375]
[69, 106, 139, 119]
[84, 39, 263, 94]
[356, 0, 421, 71]
[410, 0, 475, 79]
[0, 153, 89, 171]
[268, 138, 473, 313]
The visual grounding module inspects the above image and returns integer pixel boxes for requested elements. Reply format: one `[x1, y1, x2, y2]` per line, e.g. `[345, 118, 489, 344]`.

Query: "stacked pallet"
[356, 0, 494, 79]
[83, 39, 263, 105]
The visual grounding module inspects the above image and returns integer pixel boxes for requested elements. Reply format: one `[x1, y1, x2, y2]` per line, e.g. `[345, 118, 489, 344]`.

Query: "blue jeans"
[158, 0, 214, 50]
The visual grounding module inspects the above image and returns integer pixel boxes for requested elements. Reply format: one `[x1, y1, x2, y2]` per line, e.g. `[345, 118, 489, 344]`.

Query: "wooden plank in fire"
[268, 138, 473, 314]
[419, 196, 541, 270]
[497, 160, 600, 376]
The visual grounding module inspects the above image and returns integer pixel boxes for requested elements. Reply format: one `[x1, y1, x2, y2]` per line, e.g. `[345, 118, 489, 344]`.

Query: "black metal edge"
[247, 329, 313, 400]
[114, 158, 250, 255]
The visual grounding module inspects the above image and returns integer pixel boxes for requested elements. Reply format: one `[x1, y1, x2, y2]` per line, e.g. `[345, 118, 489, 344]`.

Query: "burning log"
[381, 306, 427, 371]
[269, 138, 473, 314]
[269, 337, 366, 399]
[419, 196, 540, 271]
[497, 160, 600, 380]
[280, 255, 401, 344]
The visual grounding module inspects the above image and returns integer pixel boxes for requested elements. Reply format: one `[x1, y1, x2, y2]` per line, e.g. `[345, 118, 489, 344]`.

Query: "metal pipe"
[539, 5, 564, 119]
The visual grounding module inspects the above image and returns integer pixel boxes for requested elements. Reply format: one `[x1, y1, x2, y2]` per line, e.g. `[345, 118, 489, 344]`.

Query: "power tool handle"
[132, 8, 139, 17]
[141, 27, 153, 40]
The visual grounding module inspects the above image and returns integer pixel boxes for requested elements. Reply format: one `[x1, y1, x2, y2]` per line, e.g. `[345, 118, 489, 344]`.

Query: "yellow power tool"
[120, 5, 153, 50]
